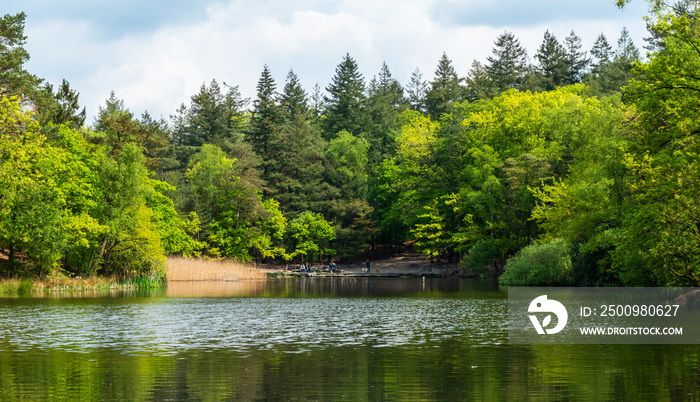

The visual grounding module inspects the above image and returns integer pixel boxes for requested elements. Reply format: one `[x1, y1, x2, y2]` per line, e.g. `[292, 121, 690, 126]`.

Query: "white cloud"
[20, 0, 649, 122]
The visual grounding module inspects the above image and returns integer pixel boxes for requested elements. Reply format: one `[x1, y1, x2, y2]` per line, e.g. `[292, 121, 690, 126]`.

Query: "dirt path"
[260, 252, 463, 276]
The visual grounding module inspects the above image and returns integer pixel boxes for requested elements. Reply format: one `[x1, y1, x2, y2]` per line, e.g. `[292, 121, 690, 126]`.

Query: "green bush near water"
[17, 279, 33, 295]
[499, 238, 573, 286]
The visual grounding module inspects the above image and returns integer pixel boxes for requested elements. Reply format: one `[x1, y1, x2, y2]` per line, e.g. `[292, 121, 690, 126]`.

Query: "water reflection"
[1, 343, 697, 401]
[0, 278, 697, 400]
[166, 277, 504, 298]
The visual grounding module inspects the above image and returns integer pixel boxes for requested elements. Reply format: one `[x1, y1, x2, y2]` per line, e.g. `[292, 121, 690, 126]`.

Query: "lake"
[0, 278, 698, 401]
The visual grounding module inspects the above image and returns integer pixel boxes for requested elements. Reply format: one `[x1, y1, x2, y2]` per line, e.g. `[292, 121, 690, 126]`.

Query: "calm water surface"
[0, 278, 698, 401]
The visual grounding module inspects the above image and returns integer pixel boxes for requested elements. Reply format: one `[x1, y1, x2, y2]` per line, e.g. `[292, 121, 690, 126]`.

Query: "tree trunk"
[90, 235, 109, 277]
[8, 243, 14, 270]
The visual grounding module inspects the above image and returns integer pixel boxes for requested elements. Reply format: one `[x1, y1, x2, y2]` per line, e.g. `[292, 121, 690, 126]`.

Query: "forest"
[1, 0, 699, 286]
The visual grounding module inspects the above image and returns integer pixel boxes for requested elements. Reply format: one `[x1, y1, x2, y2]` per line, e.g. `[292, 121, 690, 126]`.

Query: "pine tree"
[249, 65, 281, 172]
[365, 62, 405, 169]
[535, 30, 568, 91]
[274, 69, 327, 215]
[589, 33, 613, 84]
[169, 80, 248, 167]
[486, 31, 529, 94]
[0, 12, 42, 101]
[591, 27, 641, 95]
[615, 27, 641, 65]
[323, 53, 366, 140]
[563, 30, 590, 84]
[280, 69, 309, 120]
[425, 52, 462, 119]
[184, 80, 246, 146]
[406, 67, 428, 112]
[591, 33, 613, 68]
[310, 83, 324, 125]
[464, 60, 495, 101]
[37, 79, 86, 128]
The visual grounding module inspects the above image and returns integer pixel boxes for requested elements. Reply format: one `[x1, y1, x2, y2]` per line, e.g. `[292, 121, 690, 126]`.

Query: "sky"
[6, 0, 650, 122]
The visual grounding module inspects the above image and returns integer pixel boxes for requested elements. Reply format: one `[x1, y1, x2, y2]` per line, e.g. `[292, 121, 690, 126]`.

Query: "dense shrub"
[461, 240, 498, 278]
[499, 238, 573, 285]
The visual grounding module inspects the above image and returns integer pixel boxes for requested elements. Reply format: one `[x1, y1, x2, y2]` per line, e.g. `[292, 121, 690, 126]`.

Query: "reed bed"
[167, 257, 267, 281]
[0, 275, 163, 295]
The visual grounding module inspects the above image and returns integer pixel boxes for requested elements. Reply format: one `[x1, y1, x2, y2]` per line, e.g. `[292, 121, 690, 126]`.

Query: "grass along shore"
[0, 275, 165, 296]
[0, 257, 267, 295]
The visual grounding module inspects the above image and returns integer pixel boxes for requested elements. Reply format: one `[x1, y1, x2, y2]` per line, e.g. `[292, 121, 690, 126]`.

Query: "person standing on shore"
[366, 259, 371, 273]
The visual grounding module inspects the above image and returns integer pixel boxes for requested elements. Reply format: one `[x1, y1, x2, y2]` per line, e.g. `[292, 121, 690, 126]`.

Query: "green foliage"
[461, 240, 498, 278]
[0, 12, 42, 100]
[5, 7, 693, 289]
[325, 131, 369, 198]
[364, 62, 405, 169]
[535, 30, 568, 91]
[485, 31, 529, 93]
[147, 179, 206, 257]
[288, 211, 336, 262]
[425, 53, 462, 119]
[499, 239, 574, 285]
[411, 200, 452, 260]
[0, 98, 100, 275]
[323, 53, 366, 140]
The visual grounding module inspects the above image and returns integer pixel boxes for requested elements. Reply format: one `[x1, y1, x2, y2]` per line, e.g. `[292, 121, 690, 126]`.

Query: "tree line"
[2, 1, 699, 286]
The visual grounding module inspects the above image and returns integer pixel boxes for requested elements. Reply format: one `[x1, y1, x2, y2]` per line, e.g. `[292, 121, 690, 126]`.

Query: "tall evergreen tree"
[37, 79, 86, 129]
[171, 80, 247, 149]
[563, 30, 590, 84]
[93, 92, 170, 173]
[590, 33, 613, 70]
[588, 33, 614, 90]
[323, 53, 366, 140]
[249, 65, 282, 179]
[406, 67, 428, 112]
[170, 79, 248, 170]
[311, 83, 324, 122]
[464, 60, 495, 101]
[365, 62, 405, 169]
[425, 52, 462, 119]
[535, 30, 568, 91]
[615, 26, 641, 65]
[0, 12, 42, 101]
[486, 31, 529, 94]
[273, 69, 327, 216]
[591, 27, 641, 95]
[280, 69, 309, 120]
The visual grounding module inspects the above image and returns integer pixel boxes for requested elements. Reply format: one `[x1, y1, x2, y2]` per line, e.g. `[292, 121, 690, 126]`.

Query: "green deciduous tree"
[288, 211, 335, 263]
[613, 5, 700, 286]
[499, 238, 574, 285]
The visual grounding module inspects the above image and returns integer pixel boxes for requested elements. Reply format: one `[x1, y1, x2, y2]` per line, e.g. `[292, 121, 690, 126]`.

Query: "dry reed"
[167, 257, 267, 281]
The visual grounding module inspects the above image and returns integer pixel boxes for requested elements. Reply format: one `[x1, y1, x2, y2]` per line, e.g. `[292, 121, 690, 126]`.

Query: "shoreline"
[258, 252, 474, 278]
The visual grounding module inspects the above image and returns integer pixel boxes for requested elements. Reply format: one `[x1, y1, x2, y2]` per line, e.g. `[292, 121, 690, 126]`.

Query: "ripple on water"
[0, 295, 507, 355]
